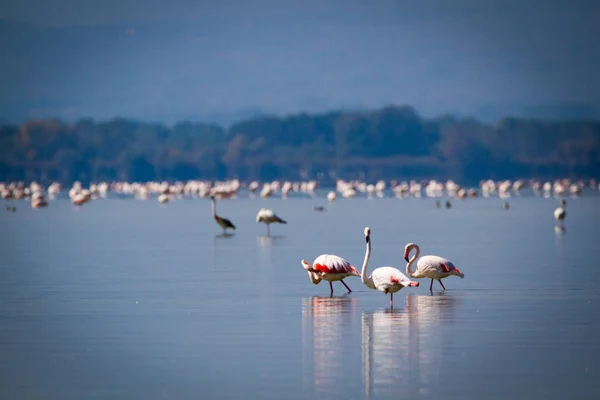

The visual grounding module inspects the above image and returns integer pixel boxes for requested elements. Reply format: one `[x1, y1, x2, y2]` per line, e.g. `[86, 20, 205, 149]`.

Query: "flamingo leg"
[267, 224, 270, 237]
[438, 279, 446, 290]
[329, 282, 334, 296]
[340, 279, 352, 293]
[390, 293, 393, 308]
[429, 279, 434, 291]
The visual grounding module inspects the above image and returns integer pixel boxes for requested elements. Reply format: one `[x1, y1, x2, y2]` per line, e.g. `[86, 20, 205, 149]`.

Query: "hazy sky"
[1, 0, 599, 124]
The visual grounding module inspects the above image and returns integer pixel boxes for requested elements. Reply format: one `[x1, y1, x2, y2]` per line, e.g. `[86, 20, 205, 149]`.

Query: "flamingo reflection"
[362, 293, 461, 399]
[301, 296, 359, 397]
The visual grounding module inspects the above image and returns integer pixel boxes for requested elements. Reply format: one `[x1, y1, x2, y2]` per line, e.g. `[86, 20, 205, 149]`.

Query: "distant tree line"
[1, 105, 599, 185]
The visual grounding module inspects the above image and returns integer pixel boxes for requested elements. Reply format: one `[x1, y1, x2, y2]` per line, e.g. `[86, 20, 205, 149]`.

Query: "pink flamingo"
[360, 227, 420, 308]
[301, 255, 360, 296]
[404, 243, 464, 291]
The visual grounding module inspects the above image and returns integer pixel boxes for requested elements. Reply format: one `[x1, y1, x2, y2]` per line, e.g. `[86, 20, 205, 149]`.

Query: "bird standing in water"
[554, 200, 566, 227]
[404, 243, 464, 291]
[360, 227, 420, 308]
[256, 208, 286, 236]
[301, 255, 360, 296]
[210, 195, 236, 234]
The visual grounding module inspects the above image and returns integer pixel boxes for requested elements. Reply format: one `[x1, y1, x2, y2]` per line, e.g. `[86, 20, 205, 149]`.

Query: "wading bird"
[210, 195, 236, 234]
[301, 255, 360, 296]
[360, 227, 419, 308]
[256, 208, 286, 236]
[404, 243, 464, 291]
[554, 201, 566, 226]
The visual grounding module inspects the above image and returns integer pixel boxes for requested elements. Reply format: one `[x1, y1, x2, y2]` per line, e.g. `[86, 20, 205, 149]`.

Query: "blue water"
[1, 193, 599, 399]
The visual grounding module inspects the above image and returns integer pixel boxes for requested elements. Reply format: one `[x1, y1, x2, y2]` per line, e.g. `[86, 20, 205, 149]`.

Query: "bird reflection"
[362, 293, 461, 399]
[256, 235, 285, 246]
[301, 296, 358, 397]
[214, 232, 235, 239]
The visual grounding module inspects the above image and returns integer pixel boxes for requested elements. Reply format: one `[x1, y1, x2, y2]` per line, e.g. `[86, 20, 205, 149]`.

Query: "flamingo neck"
[211, 199, 217, 217]
[306, 270, 322, 285]
[406, 244, 420, 278]
[302, 260, 321, 285]
[361, 236, 375, 289]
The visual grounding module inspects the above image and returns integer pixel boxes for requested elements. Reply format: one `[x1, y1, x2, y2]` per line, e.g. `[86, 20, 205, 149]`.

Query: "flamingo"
[554, 206, 566, 225]
[554, 199, 566, 226]
[404, 243, 464, 291]
[210, 195, 236, 234]
[301, 255, 360, 296]
[158, 193, 169, 204]
[256, 208, 286, 236]
[360, 227, 420, 308]
[327, 191, 337, 203]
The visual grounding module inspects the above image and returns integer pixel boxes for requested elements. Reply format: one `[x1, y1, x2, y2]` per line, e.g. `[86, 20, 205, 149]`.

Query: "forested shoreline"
[1, 105, 599, 185]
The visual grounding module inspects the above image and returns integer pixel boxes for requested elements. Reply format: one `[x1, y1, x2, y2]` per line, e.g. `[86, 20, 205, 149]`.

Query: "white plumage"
[554, 206, 566, 221]
[256, 208, 286, 236]
[360, 227, 420, 308]
[404, 243, 464, 291]
[301, 254, 360, 295]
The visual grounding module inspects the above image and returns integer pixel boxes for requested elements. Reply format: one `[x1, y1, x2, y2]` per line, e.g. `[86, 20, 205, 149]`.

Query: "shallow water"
[1, 192, 599, 399]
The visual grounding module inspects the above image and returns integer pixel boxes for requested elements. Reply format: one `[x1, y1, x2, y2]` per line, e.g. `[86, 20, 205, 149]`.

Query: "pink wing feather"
[312, 254, 356, 274]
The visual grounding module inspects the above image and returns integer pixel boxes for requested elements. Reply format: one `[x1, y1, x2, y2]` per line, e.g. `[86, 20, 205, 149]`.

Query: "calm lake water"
[1, 191, 600, 399]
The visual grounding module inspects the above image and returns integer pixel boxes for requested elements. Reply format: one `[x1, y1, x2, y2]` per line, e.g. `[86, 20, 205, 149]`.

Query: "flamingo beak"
[404, 255, 409, 262]
[407, 281, 419, 287]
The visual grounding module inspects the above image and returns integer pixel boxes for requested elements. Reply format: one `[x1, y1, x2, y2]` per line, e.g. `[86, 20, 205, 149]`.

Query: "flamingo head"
[404, 243, 418, 262]
[404, 279, 420, 287]
[453, 267, 465, 279]
[364, 227, 371, 242]
[301, 259, 313, 271]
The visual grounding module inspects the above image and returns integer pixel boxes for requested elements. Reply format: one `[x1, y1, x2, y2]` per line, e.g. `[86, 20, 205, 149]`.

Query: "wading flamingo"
[210, 195, 236, 234]
[256, 208, 286, 236]
[404, 243, 464, 291]
[360, 227, 420, 308]
[554, 200, 566, 226]
[301, 255, 360, 296]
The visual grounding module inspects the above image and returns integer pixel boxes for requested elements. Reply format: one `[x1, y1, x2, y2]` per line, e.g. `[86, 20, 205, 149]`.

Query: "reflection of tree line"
[302, 293, 461, 399]
[3, 106, 598, 183]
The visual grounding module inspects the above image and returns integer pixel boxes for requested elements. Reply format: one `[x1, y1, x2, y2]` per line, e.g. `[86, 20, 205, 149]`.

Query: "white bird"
[301, 255, 360, 296]
[360, 227, 420, 308]
[554, 203, 566, 226]
[256, 208, 287, 236]
[327, 191, 336, 203]
[404, 243, 464, 291]
[158, 194, 169, 204]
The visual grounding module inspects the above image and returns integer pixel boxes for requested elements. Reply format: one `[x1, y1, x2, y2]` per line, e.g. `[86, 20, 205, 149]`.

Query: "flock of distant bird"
[2, 177, 594, 205]
[302, 227, 464, 307]
[0, 175, 587, 239]
[0, 177, 585, 235]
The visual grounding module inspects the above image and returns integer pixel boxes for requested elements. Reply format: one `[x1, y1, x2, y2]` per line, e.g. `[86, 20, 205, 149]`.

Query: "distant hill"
[1, 105, 599, 185]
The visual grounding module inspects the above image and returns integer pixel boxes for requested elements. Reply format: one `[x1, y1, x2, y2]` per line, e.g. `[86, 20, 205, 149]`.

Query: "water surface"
[1, 193, 599, 399]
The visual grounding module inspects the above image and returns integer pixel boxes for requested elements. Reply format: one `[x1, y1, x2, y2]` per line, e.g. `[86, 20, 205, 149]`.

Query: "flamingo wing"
[312, 254, 356, 274]
[371, 267, 403, 288]
[257, 208, 287, 223]
[258, 208, 275, 218]
[417, 255, 453, 274]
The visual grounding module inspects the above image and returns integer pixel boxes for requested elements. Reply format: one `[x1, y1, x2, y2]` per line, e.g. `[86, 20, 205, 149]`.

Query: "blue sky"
[1, 0, 599, 124]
